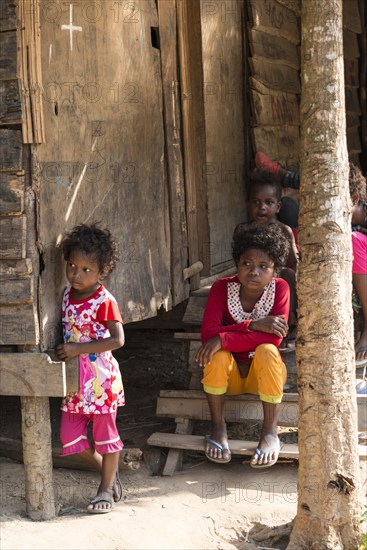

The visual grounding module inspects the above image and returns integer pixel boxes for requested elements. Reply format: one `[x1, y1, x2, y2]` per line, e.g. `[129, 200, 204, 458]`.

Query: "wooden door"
[36, 0, 187, 348]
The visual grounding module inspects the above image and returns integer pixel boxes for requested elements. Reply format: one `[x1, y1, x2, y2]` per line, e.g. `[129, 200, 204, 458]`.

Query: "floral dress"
[60, 284, 125, 415]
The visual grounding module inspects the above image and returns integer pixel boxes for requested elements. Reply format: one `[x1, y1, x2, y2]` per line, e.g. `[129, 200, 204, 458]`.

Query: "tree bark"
[287, 1, 362, 548]
[21, 396, 56, 520]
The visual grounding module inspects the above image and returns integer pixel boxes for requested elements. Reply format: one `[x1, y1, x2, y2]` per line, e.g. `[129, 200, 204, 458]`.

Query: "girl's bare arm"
[55, 321, 125, 361]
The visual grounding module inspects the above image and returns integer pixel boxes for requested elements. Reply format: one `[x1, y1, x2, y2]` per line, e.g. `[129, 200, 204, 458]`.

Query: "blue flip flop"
[250, 439, 282, 469]
[205, 436, 232, 464]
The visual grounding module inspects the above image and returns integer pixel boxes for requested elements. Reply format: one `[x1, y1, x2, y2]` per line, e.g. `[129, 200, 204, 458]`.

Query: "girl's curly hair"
[349, 162, 366, 202]
[60, 223, 119, 276]
[232, 224, 289, 269]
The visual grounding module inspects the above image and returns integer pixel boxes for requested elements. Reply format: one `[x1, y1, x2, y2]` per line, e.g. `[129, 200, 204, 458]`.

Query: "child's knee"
[254, 343, 279, 362]
[203, 350, 233, 375]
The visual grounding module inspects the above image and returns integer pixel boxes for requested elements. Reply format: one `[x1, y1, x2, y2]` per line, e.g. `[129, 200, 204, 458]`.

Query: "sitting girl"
[196, 224, 290, 468]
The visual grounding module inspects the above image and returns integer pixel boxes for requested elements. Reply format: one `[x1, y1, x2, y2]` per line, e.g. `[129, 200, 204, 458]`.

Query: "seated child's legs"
[201, 350, 245, 395]
[92, 411, 124, 455]
[60, 411, 92, 456]
[244, 344, 286, 403]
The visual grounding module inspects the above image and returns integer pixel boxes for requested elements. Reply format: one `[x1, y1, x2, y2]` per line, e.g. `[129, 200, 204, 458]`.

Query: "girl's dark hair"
[349, 162, 366, 202]
[232, 224, 289, 269]
[60, 223, 119, 275]
[248, 170, 283, 202]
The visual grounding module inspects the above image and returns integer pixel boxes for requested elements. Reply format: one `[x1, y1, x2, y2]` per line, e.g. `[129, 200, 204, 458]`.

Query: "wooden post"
[21, 396, 55, 520]
[177, 0, 209, 289]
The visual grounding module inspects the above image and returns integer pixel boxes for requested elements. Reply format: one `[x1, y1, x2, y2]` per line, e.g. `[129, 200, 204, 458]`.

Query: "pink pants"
[60, 410, 123, 456]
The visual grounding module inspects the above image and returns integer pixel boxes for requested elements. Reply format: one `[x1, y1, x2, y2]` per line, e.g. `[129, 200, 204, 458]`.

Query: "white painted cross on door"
[61, 4, 82, 52]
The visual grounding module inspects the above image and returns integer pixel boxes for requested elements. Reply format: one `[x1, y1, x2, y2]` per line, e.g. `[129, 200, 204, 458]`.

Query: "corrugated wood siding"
[0, 0, 39, 346]
[246, 0, 364, 169]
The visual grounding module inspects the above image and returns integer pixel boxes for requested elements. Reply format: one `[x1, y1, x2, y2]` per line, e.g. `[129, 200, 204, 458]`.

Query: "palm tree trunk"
[287, 0, 362, 548]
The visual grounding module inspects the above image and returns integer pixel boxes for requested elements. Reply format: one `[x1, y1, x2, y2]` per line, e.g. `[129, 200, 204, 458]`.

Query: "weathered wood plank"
[157, 0, 188, 306]
[0, 353, 79, 396]
[344, 58, 359, 87]
[345, 86, 362, 114]
[162, 418, 194, 476]
[343, 0, 362, 33]
[201, 0, 247, 274]
[346, 111, 361, 129]
[0, 259, 32, 277]
[0, 31, 17, 79]
[0, 304, 38, 344]
[249, 57, 300, 94]
[0, 172, 25, 215]
[251, 88, 299, 126]
[177, 0, 208, 287]
[0, 128, 23, 171]
[157, 393, 300, 427]
[0, 79, 22, 125]
[248, 29, 299, 69]
[0, 275, 33, 304]
[148, 432, 367, 459]
[343, 28, 360, 59]
[276, 0, 301, 17]
[182, 295, 208, 325]
[347, 125, 362, 153]
[0, 0, 18, 31]
[0, 215, 26, 259]
[252, 125, 300, 167]
[247, 0, 300, 44]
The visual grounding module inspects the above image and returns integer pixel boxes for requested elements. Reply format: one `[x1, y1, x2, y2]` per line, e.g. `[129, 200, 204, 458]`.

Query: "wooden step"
[147, 432, 367, 461]
[156, 390, 367, 431]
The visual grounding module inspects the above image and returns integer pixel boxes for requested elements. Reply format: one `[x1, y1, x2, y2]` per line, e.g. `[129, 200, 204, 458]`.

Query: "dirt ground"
[0, 327, 364, 549]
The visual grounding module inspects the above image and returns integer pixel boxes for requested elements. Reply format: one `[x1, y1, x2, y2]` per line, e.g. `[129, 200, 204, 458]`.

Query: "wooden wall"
[0, 1, 39, 347]
[246, 0, 301, 170]
[201, 0, 247, 273]
[246, 0, 365, 170]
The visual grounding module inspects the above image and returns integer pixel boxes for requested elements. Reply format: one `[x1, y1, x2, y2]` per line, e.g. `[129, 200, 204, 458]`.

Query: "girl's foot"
[112, 471, 123, 502]
[205, 428, 231, 463]
[356, 331, 367, 366]
[87, 490, 113, 514]
[250, 434, 280, 468]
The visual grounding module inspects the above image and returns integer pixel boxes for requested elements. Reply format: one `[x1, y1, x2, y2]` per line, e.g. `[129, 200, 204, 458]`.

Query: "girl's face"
[351, 201, 367, 228]
[237, 248, 275, 294]
[248, 184, 281, 225]
[66, 249, 102, 299]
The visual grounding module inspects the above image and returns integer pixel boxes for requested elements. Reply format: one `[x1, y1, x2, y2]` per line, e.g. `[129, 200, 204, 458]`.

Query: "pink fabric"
[60, 410, 123, 456]
[60, 284, 125, 414]
[352, 231, 367, 274]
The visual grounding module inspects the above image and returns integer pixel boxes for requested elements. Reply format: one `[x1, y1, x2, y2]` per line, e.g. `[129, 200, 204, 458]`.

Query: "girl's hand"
[196, 336, 221, 367]
[249, 315, 288, 338]
[55, 343, 80, 361]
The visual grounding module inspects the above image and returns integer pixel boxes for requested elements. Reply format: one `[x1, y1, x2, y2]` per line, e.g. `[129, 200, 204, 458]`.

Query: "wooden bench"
[148, 287, 367, 475]
[148, 390, 367, 474]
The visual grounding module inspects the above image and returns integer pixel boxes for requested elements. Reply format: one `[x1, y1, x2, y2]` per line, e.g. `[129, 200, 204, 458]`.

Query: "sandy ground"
[0, 457, 298, 550]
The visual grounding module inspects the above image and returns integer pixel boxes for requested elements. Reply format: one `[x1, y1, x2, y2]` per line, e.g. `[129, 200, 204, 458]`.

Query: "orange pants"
[201, 344, 286, 404]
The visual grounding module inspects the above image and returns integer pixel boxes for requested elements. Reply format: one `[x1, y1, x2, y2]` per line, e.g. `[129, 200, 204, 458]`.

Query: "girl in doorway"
[196, 225, 290, 468]
[55, 223, 125, 513]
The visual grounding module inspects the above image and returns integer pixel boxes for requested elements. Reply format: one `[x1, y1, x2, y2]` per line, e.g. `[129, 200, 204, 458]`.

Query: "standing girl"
[55, 223, 125, 513]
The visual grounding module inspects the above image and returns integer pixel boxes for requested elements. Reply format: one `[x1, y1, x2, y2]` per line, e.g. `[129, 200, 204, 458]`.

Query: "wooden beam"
[0, 128, 22, 171]
[21, 396, 56, 519]
[0, 31, 17, 79]
[247, 0, 300, 44]
[0, 215, 26, 260]
[148, 432, 367, 460]
[0, 79, 22, 125]
[0, 0, 18, 31]
[156, 390, 367, 431]
[177, 0, 209, 288]
[157, 0, 189, 306]
[0, 172, 25, 216]
[0, 353, 79, 396]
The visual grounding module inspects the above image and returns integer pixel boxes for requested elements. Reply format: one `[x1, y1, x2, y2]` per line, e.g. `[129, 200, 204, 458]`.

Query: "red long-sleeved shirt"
[201, 276, 290, 364]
